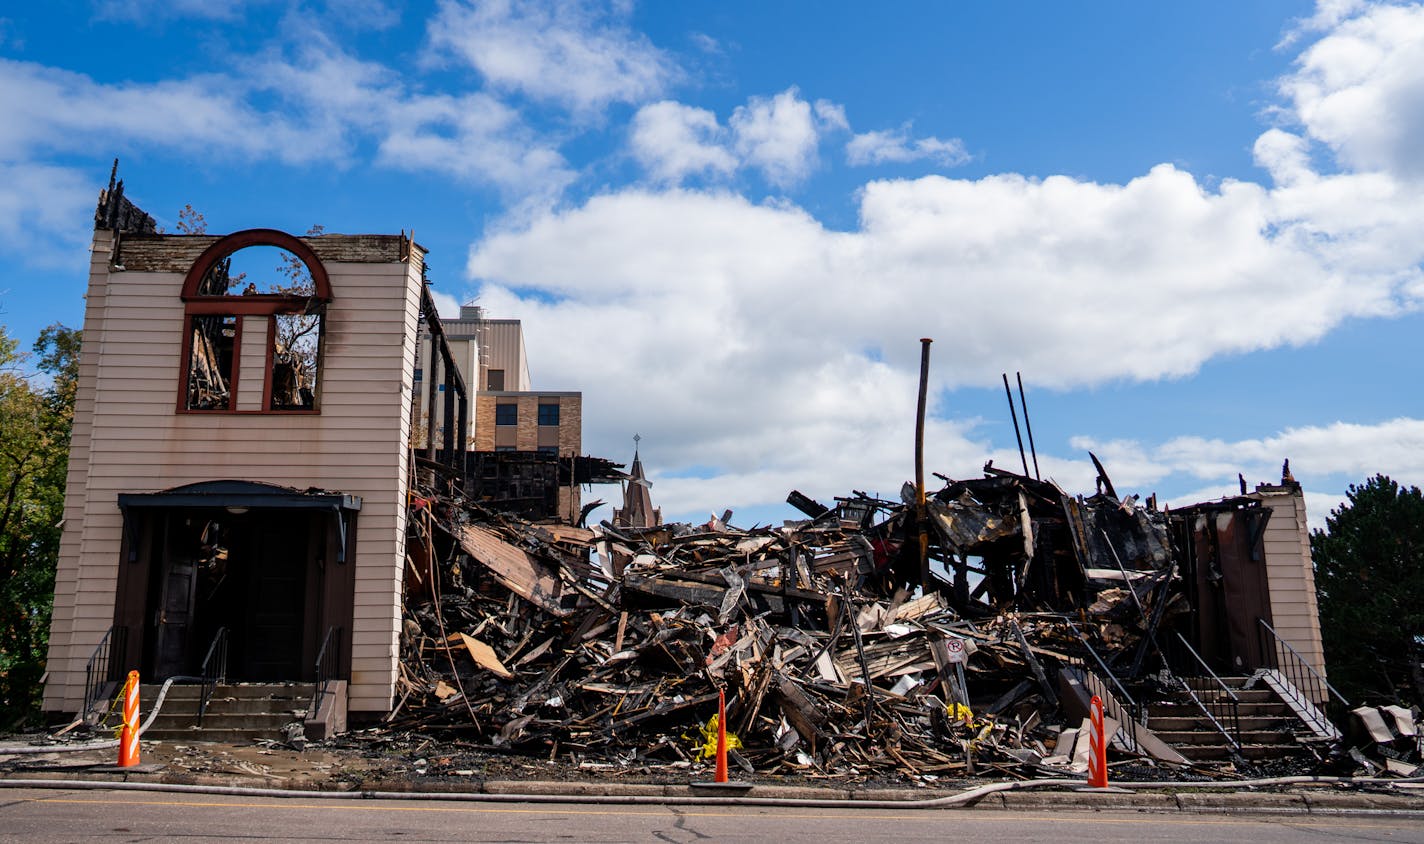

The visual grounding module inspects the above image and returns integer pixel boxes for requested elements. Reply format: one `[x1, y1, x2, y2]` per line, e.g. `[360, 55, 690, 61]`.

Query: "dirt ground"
[6, 725, 1303, 793]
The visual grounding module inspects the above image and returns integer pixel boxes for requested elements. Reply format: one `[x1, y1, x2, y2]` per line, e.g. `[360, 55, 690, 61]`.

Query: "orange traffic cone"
[714, 687, 729, 783]
[1087, 694, 1108, 788]
[118, 670, 140, 768]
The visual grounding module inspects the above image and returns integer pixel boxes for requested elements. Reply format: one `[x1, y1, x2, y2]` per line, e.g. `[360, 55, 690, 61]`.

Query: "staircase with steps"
[1146, 675, 1320, 762]
[139, 682, 314, 743]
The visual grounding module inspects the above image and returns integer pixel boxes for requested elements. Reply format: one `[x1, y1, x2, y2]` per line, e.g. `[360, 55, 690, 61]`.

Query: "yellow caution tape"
[947, 702, 974, 726]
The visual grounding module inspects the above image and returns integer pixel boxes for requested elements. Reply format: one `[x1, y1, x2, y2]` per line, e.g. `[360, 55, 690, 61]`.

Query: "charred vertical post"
[424, 317, 441, 463]
[1003, 373, 1030, 478]
[1016, 372, 1040, 481]
[442, 367, 456, 467]
[915, 338, 933, 591]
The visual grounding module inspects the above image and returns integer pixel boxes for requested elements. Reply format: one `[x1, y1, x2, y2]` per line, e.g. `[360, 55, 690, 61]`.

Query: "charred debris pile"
[385, 460, 1349, 781]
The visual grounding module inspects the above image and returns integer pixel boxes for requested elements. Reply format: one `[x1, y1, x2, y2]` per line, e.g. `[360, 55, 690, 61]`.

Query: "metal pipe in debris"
[1015, 372, 1040, 481]
[1002, 373, 1030, 478]
[915, 338, 933, 590]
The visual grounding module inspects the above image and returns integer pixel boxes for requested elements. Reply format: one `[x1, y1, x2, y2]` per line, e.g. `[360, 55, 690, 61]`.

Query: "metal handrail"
[310, 625, 341, 723]
[81, 625, 127, 723]
[1258, 618, 1349, 707]
[1068, 623, 1141, 753]
[197, 627, 229, 723]
[1171, 632, 1241, 750]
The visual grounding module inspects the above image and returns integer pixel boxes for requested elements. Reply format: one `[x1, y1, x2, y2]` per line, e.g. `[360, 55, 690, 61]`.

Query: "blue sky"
[2, 0, 1423, 528]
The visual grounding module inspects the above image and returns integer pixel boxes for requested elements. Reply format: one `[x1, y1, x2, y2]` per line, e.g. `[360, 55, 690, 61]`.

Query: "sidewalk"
[3, 741, 1423, 814]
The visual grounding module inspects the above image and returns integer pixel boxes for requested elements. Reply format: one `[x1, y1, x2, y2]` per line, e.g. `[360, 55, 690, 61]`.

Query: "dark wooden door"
[239, 513, 309, 680]
[153, 560, 197, 678]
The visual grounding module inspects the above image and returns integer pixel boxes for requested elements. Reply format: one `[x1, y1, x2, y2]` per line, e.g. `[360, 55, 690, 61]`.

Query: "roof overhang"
[117, 479, 361, 512]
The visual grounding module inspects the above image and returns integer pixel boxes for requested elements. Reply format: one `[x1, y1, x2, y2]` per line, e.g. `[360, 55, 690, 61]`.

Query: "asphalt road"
[2, 787, 1423, 843]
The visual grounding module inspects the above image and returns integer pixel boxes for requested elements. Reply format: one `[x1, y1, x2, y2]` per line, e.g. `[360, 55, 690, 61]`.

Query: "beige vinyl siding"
[43, 237, 422, 716]
[237, 316, 268, 411]
[1255, 486, 1328, 702]
[41, 233, 111, 711]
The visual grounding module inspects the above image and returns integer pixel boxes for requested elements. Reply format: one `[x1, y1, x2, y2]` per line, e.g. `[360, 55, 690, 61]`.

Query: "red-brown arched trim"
[181, 228, 332, 301]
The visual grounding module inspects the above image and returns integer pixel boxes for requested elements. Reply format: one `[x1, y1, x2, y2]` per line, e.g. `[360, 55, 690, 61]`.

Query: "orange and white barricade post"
[714, 687, 729, 783]
[1087, 694, 1108, 788]
[118, 670, 141, 767]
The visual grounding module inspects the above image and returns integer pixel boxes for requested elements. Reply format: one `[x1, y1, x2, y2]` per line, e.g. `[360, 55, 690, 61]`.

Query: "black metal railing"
[1171, 631, 1241, 750]
[81, 625, 127, 723]
[1069, 623, 1141, 753]
[310, 626, 341, 723]
[197, 627, 229, 723]
[1258, 618, 1349, 711]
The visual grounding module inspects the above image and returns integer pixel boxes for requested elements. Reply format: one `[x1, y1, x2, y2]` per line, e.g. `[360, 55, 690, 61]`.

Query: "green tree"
[1311, 474, 1424, 707]
[0, 324, 79, 729]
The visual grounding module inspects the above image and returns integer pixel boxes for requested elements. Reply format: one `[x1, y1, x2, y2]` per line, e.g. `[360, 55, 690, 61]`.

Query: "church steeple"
[614, 434, 660, 528]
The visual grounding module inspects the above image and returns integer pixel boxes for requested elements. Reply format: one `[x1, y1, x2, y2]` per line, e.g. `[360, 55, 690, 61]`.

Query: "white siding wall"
[43, 236, 422, 716]
[1255, 485, 1329, 701]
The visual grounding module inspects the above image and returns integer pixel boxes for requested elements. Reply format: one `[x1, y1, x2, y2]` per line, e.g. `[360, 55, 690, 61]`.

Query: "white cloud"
[1279, 2, 1424, 178]
[628, 89, 850, 187]
[0, 58, 329, 165]
[376, 92, 576, 199]
[813, 99, 849, 132]
[1279, 0, 1370, 47]
[426, 0, 677, 113]
[689, 32, 721, 55]
[462, 144, 1422, 512]
[1092, 417, 1424, 534]
[1152, 418, 1424, 482]
[629, 101, 736, 183]
[0, 162, 94, 265]
[729, 88, 822, 187]
[846, 125, 969, 167]
[428, 288, 463, 320]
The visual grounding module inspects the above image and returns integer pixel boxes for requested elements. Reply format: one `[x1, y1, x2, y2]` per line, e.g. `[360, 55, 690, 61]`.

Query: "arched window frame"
[177, 229, 333, 414]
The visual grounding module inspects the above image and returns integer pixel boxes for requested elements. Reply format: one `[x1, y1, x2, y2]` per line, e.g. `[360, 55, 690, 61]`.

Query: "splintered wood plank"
[457, 524, 573, 617]
[452, 632, 513, 679]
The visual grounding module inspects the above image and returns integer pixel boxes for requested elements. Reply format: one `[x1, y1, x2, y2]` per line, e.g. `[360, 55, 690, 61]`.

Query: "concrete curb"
[3, 766, 1424, 814]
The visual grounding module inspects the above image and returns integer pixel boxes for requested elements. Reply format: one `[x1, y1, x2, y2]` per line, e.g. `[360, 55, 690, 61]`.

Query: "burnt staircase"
[139, 682, 313, 744]
[1146, 675, 1322, 762]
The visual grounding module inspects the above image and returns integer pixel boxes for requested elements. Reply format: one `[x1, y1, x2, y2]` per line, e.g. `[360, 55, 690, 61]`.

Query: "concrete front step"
[147, 712, 300, 730]
[141, 727, 292, 743]
[1172, 688, 1279, 704]
[1148, 715, 1294, 732]
[1177, 743, 1311, 762]
[149, 697, 310, 716]
[140, 682, 314, 700]
[1152, 729, 1301, 747]
[136, 682, 315, 742]
[1148, 702, 1292, 718]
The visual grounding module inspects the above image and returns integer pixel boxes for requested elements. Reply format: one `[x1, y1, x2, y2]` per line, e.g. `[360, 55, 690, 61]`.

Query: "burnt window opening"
[197, 244, 317, 297]
[537, 403, 560, 426]
[180, 230, 332, 415]
[495, 403, 518, 426]
[270, 312, 323, 411]
[185, 315, 238, 410]
[486, 369, 505, 391]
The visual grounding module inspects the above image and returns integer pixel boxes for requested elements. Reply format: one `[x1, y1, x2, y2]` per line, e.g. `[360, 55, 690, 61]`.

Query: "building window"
[495, 403, 518, 426]
[270, 313, 322, 410]
[486, 369, 505, 391]
[185, 315, 238, 410]
[494, 445, 516, 452]
[179, 230, 332, 414]
[537, 445, 559, 455]
[537, 403, 560, 426]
